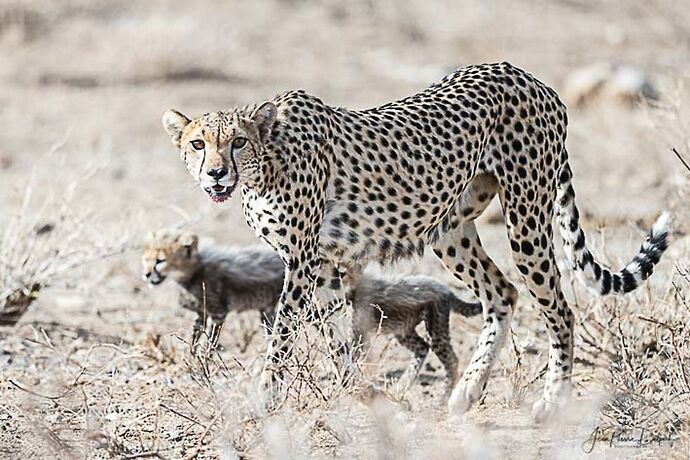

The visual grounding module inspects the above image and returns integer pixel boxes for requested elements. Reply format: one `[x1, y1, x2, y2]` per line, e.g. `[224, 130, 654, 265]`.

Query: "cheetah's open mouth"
[203, 155, 239, 203]
[204, 183, 236, 203]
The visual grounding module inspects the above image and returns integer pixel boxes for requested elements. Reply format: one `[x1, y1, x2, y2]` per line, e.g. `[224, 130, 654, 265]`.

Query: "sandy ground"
[2, 0, 690, 458]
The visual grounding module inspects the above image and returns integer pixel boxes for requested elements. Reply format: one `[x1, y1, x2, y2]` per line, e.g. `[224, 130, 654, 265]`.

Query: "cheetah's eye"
[232, 137, 248, 149]
[190, 140, 205, 150]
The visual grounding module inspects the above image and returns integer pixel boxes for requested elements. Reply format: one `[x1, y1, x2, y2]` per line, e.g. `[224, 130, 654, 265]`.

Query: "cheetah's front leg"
[312, 259, 364, 384]
[259, 258, 320, 408]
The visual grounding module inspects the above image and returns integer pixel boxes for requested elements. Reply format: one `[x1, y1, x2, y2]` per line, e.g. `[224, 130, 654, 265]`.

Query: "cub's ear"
[162, 109, 191, 148]
[177, 232, 198, 252]
[250, 102, 277, 141]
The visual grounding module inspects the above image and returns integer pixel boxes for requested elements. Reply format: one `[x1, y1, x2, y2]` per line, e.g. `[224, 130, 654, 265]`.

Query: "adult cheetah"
[162, 62, 670, 421]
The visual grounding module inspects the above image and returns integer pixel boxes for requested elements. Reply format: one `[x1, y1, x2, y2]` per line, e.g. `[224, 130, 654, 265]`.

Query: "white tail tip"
[652, 211, 671, 238]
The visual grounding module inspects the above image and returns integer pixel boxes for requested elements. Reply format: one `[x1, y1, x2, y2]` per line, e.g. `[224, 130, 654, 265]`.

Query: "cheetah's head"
[162, 103, 277, 203]
[142, 230, 200, 285]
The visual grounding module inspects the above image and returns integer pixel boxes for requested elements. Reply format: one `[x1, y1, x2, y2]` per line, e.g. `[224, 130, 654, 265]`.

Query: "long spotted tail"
[556, 163, 670, 295]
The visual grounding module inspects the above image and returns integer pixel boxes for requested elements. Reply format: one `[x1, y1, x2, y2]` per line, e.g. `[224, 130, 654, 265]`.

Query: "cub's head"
[142, 230, 200, 285]
[162, 103, 277, 203]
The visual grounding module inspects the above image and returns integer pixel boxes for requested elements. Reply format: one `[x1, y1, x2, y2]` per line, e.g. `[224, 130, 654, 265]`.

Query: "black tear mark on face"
[198, 149, 206, 181]
[230, 144, 239, 181]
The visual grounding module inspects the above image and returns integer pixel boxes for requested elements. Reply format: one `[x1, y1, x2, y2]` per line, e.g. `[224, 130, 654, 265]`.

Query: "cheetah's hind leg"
[433, 221, 517, 416]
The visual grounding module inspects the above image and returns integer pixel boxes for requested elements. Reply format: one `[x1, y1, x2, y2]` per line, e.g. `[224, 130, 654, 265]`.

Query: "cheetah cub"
[141, 230, 481, 390]
[351, 275, 482, 392]
[141, 229, 284, 348]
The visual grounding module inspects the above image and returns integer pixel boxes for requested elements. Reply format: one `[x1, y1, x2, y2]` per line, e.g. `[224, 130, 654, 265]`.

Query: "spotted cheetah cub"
[141, 229, 284, 347]
[351, 275, 482, 391]
[142, 230, 481, 389]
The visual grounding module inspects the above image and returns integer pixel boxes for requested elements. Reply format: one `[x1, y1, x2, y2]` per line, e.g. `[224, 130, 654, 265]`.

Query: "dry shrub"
[0, 163, 124, 325]
[1, 226, 403, 458]
[153, 297, 384, 458]
[268, 304, 365, 411]
[571, 82, 690, 446]
[501, 330, 545, 410]
[577, 254, 690, 446]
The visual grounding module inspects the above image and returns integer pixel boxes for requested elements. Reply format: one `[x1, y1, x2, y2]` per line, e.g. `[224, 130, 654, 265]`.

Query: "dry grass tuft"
[0, 160, 126, 325]
[575, 257, 690, 445]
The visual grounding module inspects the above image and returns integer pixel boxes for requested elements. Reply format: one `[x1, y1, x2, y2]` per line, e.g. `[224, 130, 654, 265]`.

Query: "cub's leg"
[395, 330, 431, 386]
[191, 315, 205, 351]
[208, 313, 227, 349]
[425, 304, 460, 397]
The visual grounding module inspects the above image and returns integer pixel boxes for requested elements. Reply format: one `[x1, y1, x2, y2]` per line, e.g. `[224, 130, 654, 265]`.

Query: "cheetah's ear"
[162, 109, 191, 148]
[250, 102, 277, 141]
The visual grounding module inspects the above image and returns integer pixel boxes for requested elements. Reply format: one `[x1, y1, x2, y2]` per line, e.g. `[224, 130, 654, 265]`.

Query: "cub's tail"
[448, 292, 483, 317]
[556, 163, 670, 295]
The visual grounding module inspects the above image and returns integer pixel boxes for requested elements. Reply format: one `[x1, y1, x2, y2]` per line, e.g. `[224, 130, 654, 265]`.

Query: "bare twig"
[672, 147, 690, 173]
[183, 406, 226, 460]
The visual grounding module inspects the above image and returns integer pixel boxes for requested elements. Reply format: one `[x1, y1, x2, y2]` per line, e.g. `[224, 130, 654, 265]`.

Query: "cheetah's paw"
[531, 383, 571, 424]
[531, 397, 558, 424]
[447, 378, 482, 416]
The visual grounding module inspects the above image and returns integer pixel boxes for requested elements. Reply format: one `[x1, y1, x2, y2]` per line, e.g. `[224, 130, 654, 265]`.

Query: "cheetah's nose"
[207, 167, 227, 180]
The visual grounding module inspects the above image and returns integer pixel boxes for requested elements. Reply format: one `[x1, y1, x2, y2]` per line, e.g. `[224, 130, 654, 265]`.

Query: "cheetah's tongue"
[210, 194, 229, 203]
[205, 184, 231, 203]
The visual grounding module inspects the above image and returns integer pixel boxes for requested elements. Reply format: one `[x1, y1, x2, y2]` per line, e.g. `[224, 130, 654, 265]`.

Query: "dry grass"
[0, 145, 126, 326]
[0, 300, 408, 458]
[574, 263, 690, 447]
